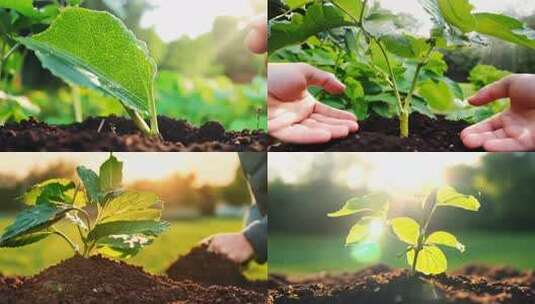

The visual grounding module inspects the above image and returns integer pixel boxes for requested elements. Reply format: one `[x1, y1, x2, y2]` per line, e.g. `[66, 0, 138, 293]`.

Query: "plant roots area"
[0, 245, 268, 304]
[268, 264, 535, 304]
[269, 114, 481, 152]
[0, 116, 268, 152]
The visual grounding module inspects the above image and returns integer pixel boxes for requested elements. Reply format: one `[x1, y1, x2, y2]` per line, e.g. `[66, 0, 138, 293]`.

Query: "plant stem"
[400, 111, 409, 138]
[51, 227, 80, 255]
[71, 86, 83, 123]
[411, 189, 439, 275]
[125, 107, 152, 136]
[147, 88, 160, 137]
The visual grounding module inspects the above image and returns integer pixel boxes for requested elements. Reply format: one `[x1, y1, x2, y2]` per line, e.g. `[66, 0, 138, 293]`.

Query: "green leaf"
[87, 220, 169, 242]
[331, 0, 363, 21]
[0, 232, 52, 248]
[0, 204, 70, 247]
[425, 231, 465, 252]
[407, 245, 447, 275]
[417, 79, 457, 112]
[23, 179, 75, 206]
[390, 217, 420, 245]
[99, 154, 123, 194]
[436, 186, 480, 211]
[0, 0, 38, 17]
[474, 13, 535, 50]
[100, 191, 162, 223]
[345, 223, 369, 245]
[269, 3, 350, 53]
[76, 166, 101, 204]
[382, 34, 429, 59]
[16, 7, 157, 115]
[284, 0, 313, 9]
[437, 0, 476, 33]
[328, 192, 389, 217]
[96, 234, 154, 258]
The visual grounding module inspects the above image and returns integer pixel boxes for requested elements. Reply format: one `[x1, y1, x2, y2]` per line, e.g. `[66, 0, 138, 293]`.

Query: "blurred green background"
[0, 153, 267, 279]
[1, 0, 267, 131]
[269, 153, 535, 276]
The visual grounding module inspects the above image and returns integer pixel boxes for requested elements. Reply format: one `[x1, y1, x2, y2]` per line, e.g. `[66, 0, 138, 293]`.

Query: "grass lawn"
[269, 231, 535, 276]
[0, 217, 267, 280]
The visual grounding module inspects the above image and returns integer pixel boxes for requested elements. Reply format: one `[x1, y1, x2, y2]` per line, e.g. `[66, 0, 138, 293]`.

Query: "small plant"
[0, 153, 169, 258]
[0, 1, 160, 136]
[328, 186, 480, 275]
[269, 0, 535, 137]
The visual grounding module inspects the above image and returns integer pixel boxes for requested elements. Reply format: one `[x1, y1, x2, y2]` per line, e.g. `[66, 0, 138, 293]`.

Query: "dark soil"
[0, 255, 266, 304]
[166, 245, 268, 292]
[268, 265, 535, 304]
[0, 116, 268, 152]
[269, 114, 481, 152]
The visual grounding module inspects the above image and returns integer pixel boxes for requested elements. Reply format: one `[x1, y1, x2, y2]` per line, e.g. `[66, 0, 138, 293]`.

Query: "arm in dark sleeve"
[238, 152, 267, 215]
[242, 206, 267, 264]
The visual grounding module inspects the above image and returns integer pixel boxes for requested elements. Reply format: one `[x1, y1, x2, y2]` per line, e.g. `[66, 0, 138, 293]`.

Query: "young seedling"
[0, 154, 169, 258]
[328, 186, 480, 275]
[270, 0, 535, 137]
[0, 1, 160, 136]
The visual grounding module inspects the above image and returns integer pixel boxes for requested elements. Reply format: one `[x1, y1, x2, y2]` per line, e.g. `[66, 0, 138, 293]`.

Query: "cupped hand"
[268, 63, 359, 144]
[461, 74, 535, 151]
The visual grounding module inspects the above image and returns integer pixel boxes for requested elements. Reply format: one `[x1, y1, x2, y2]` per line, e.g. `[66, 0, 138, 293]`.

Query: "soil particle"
[0, 116, 268, 152]
[269, 114, 482, 152]
[0, 255, 266, 304]
[268, 265, 535, 304]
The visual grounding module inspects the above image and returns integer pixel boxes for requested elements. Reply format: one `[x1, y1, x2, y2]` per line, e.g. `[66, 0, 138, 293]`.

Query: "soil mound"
[270, 114, 481, 152]
[166, 245, 248, 288]
[0, 116, 268, 152]
[3, 255, 265, 304]
[269, 265, 535, 304]
[0, 273, 24, 304]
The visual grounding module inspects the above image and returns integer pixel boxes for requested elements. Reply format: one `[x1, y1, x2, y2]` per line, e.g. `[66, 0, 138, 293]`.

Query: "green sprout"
[0, 154, 169, 259]
[328, 186, 480, 275]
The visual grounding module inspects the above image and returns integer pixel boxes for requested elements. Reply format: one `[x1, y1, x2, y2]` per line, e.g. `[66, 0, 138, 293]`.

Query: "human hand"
[268, 63, 359, 144]
[246, 15, 267, 54]
[461, 74, 535, 151]
[204, 233, 255, 264]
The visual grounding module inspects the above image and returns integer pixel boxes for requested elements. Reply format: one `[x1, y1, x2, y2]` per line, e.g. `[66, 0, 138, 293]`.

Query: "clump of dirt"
[268, 265, 535, 304]
[166, 245, 248, 288]
[0, 116, 268, 152]
[270, 114, 481, 152]
[1, 255, 265, 304]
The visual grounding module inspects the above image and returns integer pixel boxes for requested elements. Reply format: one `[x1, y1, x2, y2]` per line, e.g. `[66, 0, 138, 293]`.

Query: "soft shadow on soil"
[0, 116, 268, 152]
[0, 250, 267, 304]
[268, 265, 535, 304]
[269, 114, 482, 152]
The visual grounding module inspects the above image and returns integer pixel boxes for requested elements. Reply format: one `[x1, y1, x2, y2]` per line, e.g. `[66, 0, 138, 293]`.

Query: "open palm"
[461, 74, 535, 151]
[268, 63, 359, 144]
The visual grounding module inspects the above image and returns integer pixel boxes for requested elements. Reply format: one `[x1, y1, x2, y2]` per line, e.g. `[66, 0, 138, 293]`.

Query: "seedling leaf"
[76, 166, 101, 204]
[426, 231, 465, 252]
[99, 191, 162, 223]
[99, 154, 123, 194]
[437, 186, 480, 211]
[0, 204, 71, 247]
[331, 0, 363, 21]
[473, 13, 535, 49]
[22, 179, 76, 206]
[436, 0, 476, 33]
[87, 220, 169, 243]
[0, 232, 52, 248]
[328, 192, 388, 217]
[15, 7, 157, 115]
[345, 223, 369, 245]
[96, 234, 154, 258]
[391, 217, 420, 245]
[407, 245, 447, 275]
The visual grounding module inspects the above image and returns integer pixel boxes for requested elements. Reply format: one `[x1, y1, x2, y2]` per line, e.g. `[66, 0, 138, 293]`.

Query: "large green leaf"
[382, 34, 430, 59]
[16, 7, 157, 114]
[0, 204, 70, 247]
[407, 245, 447, 275]
[345, 222, 369, 245]
[474, 13, 535, 49]
[328, 192, 389, 217]
[390, 217, 420, 245]
[87, 220, 169, 242]
[76, 166, 101, 204]
[96, 234, 154, 258]
[331, 0, 363, 21]
[99, 154, 123, 194]
[425, 231, 465, 252]
[436, 186, 480, 211]
[23, 179, 76, 206]
[0, 0, 37, 17]
[284, 0, 313, 9]
[436, 0, 476, 33]
[269, 3, 350, 53]
[100, 191, 162, 223]
[417, 79, 457, 112]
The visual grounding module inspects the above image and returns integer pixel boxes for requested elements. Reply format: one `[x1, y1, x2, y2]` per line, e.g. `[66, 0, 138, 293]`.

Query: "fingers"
[468, 75, 515, 106]
[302, 119, 349, 139]
[310, 113, 359, 132]
[314, 102, 358, 121]
[460, 115, 503, 140]
[271, 124, 332, 144]
[246, 15, 267, 54]
[297, 63, 346, 94]
[483, 138, 527, 152]
[461, 129, 507, 149]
